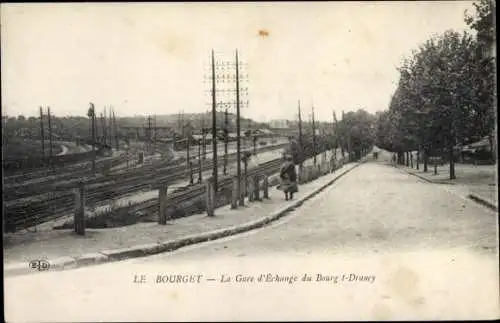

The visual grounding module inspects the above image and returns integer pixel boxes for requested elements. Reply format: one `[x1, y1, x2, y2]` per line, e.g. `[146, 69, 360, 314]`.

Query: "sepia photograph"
[2, 1, 498, 321]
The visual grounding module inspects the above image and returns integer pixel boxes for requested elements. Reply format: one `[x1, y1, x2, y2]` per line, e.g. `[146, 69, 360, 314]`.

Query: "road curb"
[399, 166, 498, 212]
[407, 171, 434, 183]
[5, 160, 365, 278]
[467, 194, 498, 211]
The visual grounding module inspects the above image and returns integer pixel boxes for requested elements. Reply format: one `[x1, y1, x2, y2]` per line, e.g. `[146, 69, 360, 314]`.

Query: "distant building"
[268, 119, 290, 129]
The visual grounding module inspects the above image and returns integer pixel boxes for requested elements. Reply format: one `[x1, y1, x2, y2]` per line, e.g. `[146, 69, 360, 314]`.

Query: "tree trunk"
[405, 151, 409, 167]
[423, 149, 428, 172]
[416, 150, 420, 170]
[449, 145, 456, 180]
[397, 151, 404, 165]
[410, 151, 414, 168]
[488, 134, 495, 163]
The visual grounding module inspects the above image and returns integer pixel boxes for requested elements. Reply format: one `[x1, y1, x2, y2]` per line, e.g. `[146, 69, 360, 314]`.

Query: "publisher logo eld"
[29, 260, 50, 271]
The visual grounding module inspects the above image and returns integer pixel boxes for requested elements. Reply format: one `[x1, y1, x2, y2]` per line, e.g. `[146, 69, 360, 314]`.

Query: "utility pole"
[47, 106, 53, 162]
[343, 110, 352, 161]
[94, 111, 100, 146]
[340, 110, 345, 158]
[312, 105, 316, 165]
[298, 100, 303, 167]
[112, 107, 119, 151]
[236, 49, 243, 206]
[181, 110, 186, 138]
[201, 117, 207, 159]
[88, 103, 96, 172]
[186, 121, 193, 185]
[147, 115, 152, 154]
[108, 107, 113, 149]
[39, 106, 45, 158]
[99, 112, 105, 146]
[99, 111, 104, 146]
[198, 138, 202, 183]
[103, 106, 107, 146]
[204, 50, 248, 196]
[177, 111, 182, 134]
[224, 108, 229, 175]
[211, 49, 218, 191]
[252, 119, 257, 155]
[153, 115, 157, 154]
[333, 110, 337, 159]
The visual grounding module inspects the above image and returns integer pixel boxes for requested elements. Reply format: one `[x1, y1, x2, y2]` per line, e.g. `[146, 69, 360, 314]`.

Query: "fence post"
[158, 184, 168, 225]
[262, 175, 269, 199]
[253, 175, 260, 201]
[231, 176, 239, 209]
[206, 177, 215, 217]
[138, 151, 144, 164]
[239, 177, 246, 206]
[248, 176, 255, 202]
[74, 183, 85, 235]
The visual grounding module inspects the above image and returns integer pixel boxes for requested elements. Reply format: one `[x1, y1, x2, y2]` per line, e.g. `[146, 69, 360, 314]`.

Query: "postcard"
[2, 1, 498, 321]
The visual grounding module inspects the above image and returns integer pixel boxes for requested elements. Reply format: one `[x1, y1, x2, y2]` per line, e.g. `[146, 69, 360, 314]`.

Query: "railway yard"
[4, 139, 291, 234]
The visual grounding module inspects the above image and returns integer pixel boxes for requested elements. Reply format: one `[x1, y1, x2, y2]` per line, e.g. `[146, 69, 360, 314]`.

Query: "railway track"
[4, 143, 287, 202]
[99, 157, 285, 222]
[3, 142, 172, 188]
[4, 144, 288, 232]
[3, 154, 127, 188]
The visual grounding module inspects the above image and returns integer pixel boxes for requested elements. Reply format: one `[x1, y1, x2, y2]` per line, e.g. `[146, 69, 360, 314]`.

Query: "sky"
[1, 1, 476, 122]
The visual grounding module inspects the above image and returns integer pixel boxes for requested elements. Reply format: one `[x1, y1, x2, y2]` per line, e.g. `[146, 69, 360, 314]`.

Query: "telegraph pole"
[94, 111, 100, 145]
[204, 50, 248, 196]
[147, 115, 152, 154]
[112, 108, 119, 151]
[103, 106, 107, 146]
[88, 103, 96, 172]
[201, 117, 207, 159]
[153, 115, 157, 153]
[99, 112, 105, 146]
[340, 110, 345, 158]
[236, 49, 243, 206]
[108, 107, 113, 148]
[332, 110, 338, 159]
[39, 106, 45, 158]
[224, 108, 229, 175]
[186, 121, 194, 185]
[312, 105, 317, 165]
[198, 138, 202, 183]
[298, 100, 303, 167]
[343, 110, 352, 161]
[211, 49, 218, 191]
[47, 106, 54, 162]
[177, 111, 182, 134]
[251, 119, 257, 155]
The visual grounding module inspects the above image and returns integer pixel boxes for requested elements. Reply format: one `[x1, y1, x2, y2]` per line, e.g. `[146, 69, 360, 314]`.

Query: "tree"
[376, 26, 493, 178]
[337, 109, 376, 160]
[465, 0, 496, 161]
[465, 0, 495, 53]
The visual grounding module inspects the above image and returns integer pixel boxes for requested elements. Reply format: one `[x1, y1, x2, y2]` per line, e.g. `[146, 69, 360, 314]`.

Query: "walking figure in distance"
[279, 154, 298, 200]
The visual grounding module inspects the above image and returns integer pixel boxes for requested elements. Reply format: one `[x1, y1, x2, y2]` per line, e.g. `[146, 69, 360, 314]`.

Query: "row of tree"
[286, 108, 377, 165]
[2, 111, 271, 143]
[375, 0, 495, 178]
